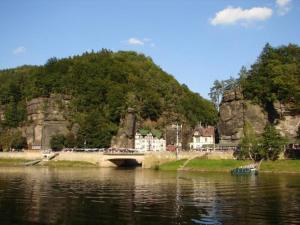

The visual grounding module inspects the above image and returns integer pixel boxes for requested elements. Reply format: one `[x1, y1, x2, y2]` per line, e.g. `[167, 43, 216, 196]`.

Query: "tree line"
[0, 50, 217, 150]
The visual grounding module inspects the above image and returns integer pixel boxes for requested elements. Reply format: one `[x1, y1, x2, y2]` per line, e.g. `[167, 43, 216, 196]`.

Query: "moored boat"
[231, 167, 258, 175]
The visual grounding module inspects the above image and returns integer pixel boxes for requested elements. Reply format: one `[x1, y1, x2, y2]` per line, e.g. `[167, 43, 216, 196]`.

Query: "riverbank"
[0, 151, 235, 168]
[159, 159, 300, 173]
[0, 158, 97, 167]
[0, 158, 31, 166]
[1, 157, 300, 173]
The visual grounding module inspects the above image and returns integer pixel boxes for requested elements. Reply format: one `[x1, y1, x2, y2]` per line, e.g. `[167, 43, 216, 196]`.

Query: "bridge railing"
[104, 148, 144, 155]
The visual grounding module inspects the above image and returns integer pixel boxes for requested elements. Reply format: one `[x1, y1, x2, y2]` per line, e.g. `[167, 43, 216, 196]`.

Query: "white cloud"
[210, 6, 273, 26]
[276, 0, 292, 15]
[127, 38, 144, 46]
[122, 37, 156, 48]
[12, 46, 26, 55]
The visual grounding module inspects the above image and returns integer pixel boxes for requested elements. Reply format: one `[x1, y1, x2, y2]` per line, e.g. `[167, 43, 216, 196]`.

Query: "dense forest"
[210, 43, 300, 118]
[0, 50, 217, 148]
[242, 43, 300, 118]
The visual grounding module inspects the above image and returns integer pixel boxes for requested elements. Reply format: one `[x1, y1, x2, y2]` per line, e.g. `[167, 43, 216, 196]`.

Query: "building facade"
[135, 131, 166, 152]
[189, 125, 215, 149]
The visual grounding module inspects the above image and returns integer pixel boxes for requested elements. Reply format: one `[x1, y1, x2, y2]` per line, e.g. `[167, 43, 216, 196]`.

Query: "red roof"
[193, 126, 214, 137]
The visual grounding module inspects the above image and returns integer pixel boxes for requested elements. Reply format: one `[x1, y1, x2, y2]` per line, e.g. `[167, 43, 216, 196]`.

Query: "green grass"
[260, 160, 300, 173]
[159, 158, 300, 173]
[158, 159, 187, 170]
[0, 158, 31, 166]
[186, 159, 251, 172]
[160, 159, 251, 172]
[43, 160, 98, 168]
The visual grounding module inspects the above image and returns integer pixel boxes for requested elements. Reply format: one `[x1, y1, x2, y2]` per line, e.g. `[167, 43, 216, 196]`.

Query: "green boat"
[231, 167, 258, 175]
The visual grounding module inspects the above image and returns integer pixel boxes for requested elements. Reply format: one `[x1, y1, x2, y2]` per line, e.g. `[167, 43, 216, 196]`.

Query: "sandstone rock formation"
[23, 94, 71, 150]
[218, 90, 267, 144]
[218, 90, 300, 144]
[274, 102, 300, 139]
[111, 108, 136, 148]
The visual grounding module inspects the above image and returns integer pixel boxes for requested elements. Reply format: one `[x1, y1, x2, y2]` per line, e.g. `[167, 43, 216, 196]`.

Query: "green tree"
[50, 134, 66, 151]
[242, 43, 300, 113]
[261, 124, 287, 160]
[209, 80, 225, 110]
[209, 77, 240, 110]
[11, 132, 27, 150]
[64, 133, 76, 148]
[4, 102, 26, 128]
[238, 121, 262, 161]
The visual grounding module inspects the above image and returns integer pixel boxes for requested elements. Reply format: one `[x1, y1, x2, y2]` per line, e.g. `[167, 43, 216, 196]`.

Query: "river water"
[0, 167, 299, 225]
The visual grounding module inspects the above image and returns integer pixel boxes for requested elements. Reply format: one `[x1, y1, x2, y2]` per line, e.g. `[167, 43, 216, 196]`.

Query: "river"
[0, 167, 299, 225]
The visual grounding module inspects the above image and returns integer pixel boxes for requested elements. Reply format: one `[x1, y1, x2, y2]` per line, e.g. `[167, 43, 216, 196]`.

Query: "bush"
[50, 134, 66, 151]
[11, 134, 27, 150]
[64, 133, 76, 148]
[237, 123, 287, 161]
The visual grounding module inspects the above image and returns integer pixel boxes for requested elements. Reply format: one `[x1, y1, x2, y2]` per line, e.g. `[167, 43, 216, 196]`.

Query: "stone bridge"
[0, 151, 235, 168]
[103, 153, 145, 167]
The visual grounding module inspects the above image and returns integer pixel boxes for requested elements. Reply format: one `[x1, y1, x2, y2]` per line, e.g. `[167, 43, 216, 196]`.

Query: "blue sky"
[0, 0, 299, 98]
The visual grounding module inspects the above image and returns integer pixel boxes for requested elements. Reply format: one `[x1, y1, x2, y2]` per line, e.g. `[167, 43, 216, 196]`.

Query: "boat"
[231, 167, 258, 175]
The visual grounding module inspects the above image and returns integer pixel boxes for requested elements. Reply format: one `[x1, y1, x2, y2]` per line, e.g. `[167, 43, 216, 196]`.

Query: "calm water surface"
[0, 167, 300, 225]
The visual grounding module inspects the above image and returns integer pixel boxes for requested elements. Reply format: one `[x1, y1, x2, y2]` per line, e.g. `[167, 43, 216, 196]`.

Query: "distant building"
[135, 129, 166, 152]
[189, 125, 215, 150]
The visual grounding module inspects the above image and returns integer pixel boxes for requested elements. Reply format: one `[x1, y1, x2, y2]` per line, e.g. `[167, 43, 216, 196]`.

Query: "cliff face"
[111, 108, 136, 148]
[274, 102, 300, 139]
[22, 94, 71, 150]
[218, 90, 300, 144]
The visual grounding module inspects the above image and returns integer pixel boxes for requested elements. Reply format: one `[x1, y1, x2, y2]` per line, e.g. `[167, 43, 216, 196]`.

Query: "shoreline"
[158, 159, 300, 174]
[1, 158, 300, 174]
[0, 158, 98, 168]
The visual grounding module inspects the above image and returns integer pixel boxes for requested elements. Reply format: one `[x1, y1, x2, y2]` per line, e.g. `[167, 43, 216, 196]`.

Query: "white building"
[189, 125, 215, 150]
[135, 131, 166, 152]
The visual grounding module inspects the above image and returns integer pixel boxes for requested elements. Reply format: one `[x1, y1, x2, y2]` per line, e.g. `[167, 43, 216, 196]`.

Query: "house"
[135, 129, 166, 152]
[189, 125, 215, 150]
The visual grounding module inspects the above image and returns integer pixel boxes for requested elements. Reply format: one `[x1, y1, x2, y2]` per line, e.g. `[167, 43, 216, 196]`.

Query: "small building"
[189, 125, 215, 150]
[135, 129, 166, 152]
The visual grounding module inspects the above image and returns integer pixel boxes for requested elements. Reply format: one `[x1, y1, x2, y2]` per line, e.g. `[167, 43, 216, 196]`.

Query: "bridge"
[103, 152, 145, 167]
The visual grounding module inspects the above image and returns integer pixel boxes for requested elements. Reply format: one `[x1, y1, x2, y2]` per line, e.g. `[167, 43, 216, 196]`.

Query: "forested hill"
[242, 44, 300, 115]
[0, 50, 217, 147]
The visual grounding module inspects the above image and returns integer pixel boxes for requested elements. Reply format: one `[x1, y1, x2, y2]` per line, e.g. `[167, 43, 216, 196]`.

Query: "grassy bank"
[159, 159, 251, 172]
[43, 160, 98, 168]
[0, 158, 98, 168]
[0, 158, 31, 166]
[159, 159, 300, 173]
[260, 160, 300, 173]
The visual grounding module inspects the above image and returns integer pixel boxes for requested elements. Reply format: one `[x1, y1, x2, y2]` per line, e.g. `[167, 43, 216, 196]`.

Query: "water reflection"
[0, 168, 300, 225]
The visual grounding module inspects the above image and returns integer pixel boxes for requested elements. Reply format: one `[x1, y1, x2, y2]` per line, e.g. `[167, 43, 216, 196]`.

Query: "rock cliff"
[22, 94, 71, 150]
[110, 108, 136, 148]
[218, 90, 300, 144]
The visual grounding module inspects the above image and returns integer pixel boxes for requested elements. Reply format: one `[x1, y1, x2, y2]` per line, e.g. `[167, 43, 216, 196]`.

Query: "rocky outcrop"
[23, 94, 71, 150]
[111, 108, 136, 148]
[274, 102, 300, 139]
[218, 90, 300, 144]
[218, 90, 268, 144]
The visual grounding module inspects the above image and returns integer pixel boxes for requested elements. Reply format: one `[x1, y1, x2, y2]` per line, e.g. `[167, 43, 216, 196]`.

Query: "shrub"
[50, 134, 66, 151]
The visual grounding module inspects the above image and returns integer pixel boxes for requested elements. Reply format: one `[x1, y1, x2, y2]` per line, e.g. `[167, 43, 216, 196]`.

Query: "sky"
[0, 0, 299, 99]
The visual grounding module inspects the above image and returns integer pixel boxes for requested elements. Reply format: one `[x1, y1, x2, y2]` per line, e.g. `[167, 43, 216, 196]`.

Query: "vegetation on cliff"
[242, 43, 300, 115]
[210, 43, 300, 116]
[237, 122, 287, 161]
[0, 50, 217, 148]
